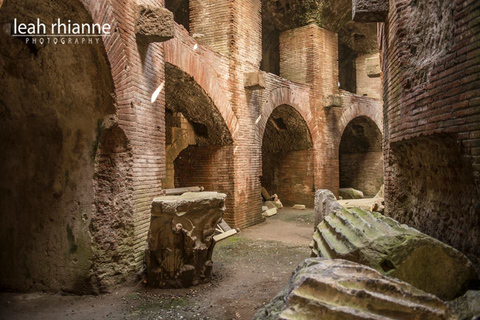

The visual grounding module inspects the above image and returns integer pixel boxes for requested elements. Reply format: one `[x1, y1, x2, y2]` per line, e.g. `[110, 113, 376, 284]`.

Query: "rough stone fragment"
[262, 205, 268, 212]
[374, 184, 384, 198]
[264, 201, 276, 209]
[135, 4, 174, 45]
[448, 290, 480, 320]
[146, 192, 226, 288]
[254, 258, 455, 320]
[271, 194, 283, 209]
[339, 187, 364, 199]
[311, 205, 478, 300]
[325, 94, 342, 108]
[352, 0, 389, 22]
[263, 207, 277, 217]
[272, 200, 283, 209]
[369, 200, 385, 213]
[292, 204, 305, 210]
[366, 56, 381, 78]
[244, 71, 266, 90]
[314, 189, 343, 228]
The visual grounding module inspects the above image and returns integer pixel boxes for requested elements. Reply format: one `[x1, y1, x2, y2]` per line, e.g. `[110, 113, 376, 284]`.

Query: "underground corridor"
[162, 63, 235, 224]
[261, 105, 315, 208]
[339, 116, 383, 198]
[1, 0, 479, 319]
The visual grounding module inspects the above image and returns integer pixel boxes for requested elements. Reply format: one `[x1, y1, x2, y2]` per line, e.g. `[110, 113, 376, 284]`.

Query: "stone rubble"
[311, 189, 478, 300]
[254, 258, 455, 320]
[145, 192, 227, 288]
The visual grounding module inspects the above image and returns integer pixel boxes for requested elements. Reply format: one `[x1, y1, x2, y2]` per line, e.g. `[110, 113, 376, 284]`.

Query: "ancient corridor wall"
[0, 0, 387, 293]
[339, 116, 383, 196]
[381, 0, 480, 267]
[0, 0, 127, 293]
[261, 104, 315, 207]
[174, 146, 235, 224]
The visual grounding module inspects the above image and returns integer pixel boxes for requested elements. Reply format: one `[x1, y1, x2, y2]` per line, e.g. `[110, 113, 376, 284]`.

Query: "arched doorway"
[261, 105, 314, 207]
[163, 63, 235, 224]
[339, 116, 383, 197]
[0, 0, 130, 293]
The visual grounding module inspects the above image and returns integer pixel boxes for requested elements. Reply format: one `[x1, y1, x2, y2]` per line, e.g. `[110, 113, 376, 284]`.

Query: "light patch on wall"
[151, 81, 165, 103]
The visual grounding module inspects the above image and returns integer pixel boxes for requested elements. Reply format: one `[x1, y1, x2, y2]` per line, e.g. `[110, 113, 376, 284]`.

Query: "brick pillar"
[280, 24, 340, 194]
[189, 0, 232, 56]
[189, 0, 263, 228]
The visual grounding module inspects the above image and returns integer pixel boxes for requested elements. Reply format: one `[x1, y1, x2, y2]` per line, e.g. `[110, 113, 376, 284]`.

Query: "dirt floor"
[0, 207, 315, 320]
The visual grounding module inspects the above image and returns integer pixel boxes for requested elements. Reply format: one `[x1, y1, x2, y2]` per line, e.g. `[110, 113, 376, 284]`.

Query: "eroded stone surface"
[339, 187, 364, 199]
[352, 0, 389, 22]
[448, 290, 480, 320]
[311, 203, 478, 300]
[254, 258, 455, 320]
[146, 192, 226, 288]
[135, 4, 174, 45]
[314, 189, 343, 227]
[245, 71, 266, 90]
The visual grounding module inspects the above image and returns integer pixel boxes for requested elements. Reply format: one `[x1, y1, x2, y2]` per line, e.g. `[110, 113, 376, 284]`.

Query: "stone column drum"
[146, 192, 227, 287]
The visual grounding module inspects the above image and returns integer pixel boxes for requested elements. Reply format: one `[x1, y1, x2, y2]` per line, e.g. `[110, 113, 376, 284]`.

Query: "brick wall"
[261, 149, 315, 207]
[174, 145, 235, 225]
[339, 151, 383, 196]
[279, 24, 341, 196]
[381, 0, 480, 267]
[0, 0, 387, 292]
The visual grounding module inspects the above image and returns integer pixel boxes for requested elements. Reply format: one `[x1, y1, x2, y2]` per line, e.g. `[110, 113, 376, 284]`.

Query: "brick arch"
[259, 86, 314, 140]
[80, 0, 127, 111]
[164, 39, 239, 140]
[338, 102, 383, 139]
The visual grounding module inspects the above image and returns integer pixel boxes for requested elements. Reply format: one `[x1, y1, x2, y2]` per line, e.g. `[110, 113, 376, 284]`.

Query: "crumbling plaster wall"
[0, 0, 125, 293]
[381, 0, 480, 268]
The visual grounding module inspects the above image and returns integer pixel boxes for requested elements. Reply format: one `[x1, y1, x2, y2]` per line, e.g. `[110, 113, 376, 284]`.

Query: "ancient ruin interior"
[0, 0, 479, 319]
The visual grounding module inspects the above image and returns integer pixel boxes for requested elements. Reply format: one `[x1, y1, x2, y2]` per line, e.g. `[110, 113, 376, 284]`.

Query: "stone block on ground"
[370, 199, 385, 214]
[135, 4, 174, 45]
[263, 207, 277, 217]
[254, 258, 454, 320]
[146, 192, 226, 288]
[272, 200, 283, 209]
[292, 204, 306, 210]
[339, 187, 364, 199]
[262, 206, 268, 212]
[311, 205, 478, 300]
[272, 194, 283, 208]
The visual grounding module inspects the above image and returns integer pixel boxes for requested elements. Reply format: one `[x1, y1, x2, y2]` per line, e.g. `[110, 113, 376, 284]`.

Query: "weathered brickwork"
[0, 0, 384, 292]
[381, 0, 480, 268]
[174, 146, 235, 225]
